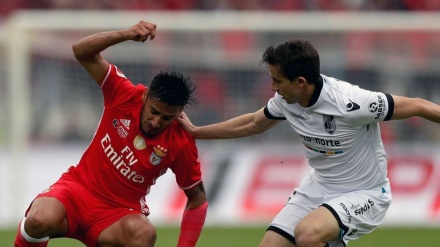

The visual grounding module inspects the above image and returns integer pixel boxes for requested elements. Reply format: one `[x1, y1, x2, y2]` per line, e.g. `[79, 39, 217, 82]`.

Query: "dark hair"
[148, 70, 197, 107]
[260, 38, 321, 84]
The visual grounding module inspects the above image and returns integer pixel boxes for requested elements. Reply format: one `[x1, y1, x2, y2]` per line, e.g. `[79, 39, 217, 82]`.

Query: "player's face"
[140, 97, 183, 136]
[268, 64, 303, 105]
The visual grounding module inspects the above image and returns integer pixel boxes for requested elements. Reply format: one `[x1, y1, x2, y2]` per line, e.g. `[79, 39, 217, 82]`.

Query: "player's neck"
[298, 84, 316, 108]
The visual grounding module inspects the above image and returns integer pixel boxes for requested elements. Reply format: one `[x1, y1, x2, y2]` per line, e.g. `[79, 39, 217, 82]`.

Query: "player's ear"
[143, 88, 149, 101]
[295, 77, 307, 86]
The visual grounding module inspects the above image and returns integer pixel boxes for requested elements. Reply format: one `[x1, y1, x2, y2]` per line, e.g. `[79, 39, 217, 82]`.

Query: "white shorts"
[269, 176, 392, 247]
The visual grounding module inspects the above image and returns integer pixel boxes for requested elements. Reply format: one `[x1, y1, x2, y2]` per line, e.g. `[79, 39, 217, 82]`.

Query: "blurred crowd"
[2, 0, 440, 17]
[2, 0, 440, 145]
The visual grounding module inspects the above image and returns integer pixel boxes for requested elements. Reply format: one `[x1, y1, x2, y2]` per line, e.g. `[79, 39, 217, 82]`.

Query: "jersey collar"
[307, 75, 323, 107]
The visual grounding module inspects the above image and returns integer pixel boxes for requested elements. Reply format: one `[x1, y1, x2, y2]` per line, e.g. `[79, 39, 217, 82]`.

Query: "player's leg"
[259, 175, 341, 247]
[259, 206, 339, 247]
[258, 190, 312, 247]
[259, 230, 297, 247]
[97, 213, 157, 247]
[23, 197, 69, 237]
[294, 206, 340, 247]
[15, 197, 68, 247]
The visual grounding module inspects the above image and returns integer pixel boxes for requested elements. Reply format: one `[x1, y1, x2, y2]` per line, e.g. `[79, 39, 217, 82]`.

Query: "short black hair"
[148, 70, 197, 107]
[260, 38, 321, 84]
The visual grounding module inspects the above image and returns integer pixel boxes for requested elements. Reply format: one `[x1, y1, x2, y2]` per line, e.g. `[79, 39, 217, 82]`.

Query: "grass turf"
[1, 226, 439, 246]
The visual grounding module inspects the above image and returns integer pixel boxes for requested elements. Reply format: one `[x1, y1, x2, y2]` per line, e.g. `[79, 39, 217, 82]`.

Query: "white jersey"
[265, 74, 394, 194]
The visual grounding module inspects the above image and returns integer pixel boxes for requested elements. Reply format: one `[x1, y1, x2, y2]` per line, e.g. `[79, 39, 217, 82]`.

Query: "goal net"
[2, 10, 440, 226]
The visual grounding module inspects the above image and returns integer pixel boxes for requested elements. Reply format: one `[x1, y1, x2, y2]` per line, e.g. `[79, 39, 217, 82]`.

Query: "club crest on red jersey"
[150, 145, 167, 165]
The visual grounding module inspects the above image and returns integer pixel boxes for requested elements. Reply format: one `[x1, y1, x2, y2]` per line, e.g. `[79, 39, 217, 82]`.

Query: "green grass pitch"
[1, 226, 439, 246]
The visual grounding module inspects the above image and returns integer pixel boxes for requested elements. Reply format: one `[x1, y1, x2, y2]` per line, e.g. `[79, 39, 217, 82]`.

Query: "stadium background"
[1, 1, 440, 246]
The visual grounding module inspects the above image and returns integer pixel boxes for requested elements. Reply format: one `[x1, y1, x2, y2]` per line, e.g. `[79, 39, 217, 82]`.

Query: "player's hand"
[177, 112, 197, 135]
[127, 21, 157, 42]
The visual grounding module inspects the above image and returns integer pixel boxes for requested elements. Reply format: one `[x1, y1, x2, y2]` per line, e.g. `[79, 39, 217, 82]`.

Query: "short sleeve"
[344, 88, 394, 126]
[170, 137, 202, 190]
[265, 93, 287, 120]
[100, 64, 139, 107]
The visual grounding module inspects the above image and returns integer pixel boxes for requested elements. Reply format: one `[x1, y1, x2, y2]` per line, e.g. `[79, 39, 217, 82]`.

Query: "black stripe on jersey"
[267, 226, 296, 244]
[307, 75, 324, 107]
[384, 93, 394, 121]
[264, 107, 286, 120]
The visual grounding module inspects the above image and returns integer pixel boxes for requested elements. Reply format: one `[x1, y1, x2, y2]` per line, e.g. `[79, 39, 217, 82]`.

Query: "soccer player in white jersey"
[178, 38, 440, 247]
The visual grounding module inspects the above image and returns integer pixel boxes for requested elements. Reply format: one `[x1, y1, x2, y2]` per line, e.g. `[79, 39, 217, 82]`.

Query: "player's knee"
[123, 217, 157, 246]
[24, 197, 67, 238]
[133, 225, 156, 245]
[294, 223, 320, 247]
[24, 213, 55, 238]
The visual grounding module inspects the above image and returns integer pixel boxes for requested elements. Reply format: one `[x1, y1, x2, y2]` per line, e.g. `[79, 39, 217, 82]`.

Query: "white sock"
[20, 217, 50, 243]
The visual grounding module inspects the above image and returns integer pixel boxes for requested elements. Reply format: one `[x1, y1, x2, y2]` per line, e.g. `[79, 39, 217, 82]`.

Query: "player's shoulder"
[169, 121, 196, 145]
[322, 75, 360, 93]
[321, 75, 370, 102]
[311, 75, 369, 116]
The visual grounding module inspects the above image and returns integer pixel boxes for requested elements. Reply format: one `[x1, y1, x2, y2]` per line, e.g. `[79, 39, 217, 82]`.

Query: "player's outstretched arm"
[72, 21, 157, 85]
[178, 107, 282, 139]
[177, 182, 207, 247]
[391, 95, 440, 123]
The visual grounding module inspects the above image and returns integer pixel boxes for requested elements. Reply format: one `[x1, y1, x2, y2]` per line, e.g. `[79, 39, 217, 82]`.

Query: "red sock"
[14, 218, 49, 247]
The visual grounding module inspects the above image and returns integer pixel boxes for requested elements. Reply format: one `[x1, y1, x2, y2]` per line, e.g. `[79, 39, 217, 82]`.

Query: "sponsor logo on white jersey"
[368, 102, 378, 113]
[346, 99, 360, 112]
[323, 114, 336, 135]
[373, 95, 386, 119]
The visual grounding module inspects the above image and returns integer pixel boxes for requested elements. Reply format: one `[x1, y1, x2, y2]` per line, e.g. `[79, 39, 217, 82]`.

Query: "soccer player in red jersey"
[14, 21, 207, 247]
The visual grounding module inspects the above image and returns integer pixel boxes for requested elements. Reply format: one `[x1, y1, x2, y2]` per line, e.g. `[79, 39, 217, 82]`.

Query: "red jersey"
[68, 64, 202, 215]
